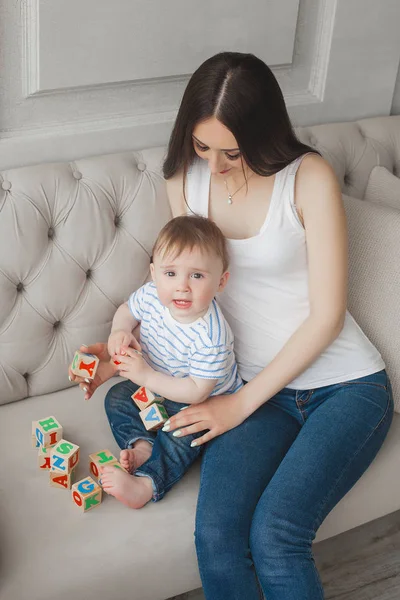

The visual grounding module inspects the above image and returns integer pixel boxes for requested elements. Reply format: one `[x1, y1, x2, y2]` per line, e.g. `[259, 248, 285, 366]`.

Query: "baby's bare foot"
[100, 466, 153, 509]
[120, 440, 152, 473]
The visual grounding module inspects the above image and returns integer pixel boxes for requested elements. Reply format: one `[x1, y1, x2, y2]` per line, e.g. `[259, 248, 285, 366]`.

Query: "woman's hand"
[162, 389, 249, 447]
[114, 346, 153, 387]
[68, 343, 117, 400]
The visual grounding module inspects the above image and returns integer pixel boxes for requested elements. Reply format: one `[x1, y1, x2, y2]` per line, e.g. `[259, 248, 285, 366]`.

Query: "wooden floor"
[169, 509, 400, 599]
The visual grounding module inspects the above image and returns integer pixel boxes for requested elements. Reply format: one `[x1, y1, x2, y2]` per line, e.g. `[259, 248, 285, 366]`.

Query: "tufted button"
[86, 269, 92, 279]
[2, 180, 11, 191]
[344, 174, 350, 186]
[23, 372, 29, 380]
[53, 321, 60, 329]
[73, 171, 82, 180]
[114, 215, 120, 227]
[16, 282, 24, 292]
[137, 162, 146, 172]
[48, 227, 54, 239]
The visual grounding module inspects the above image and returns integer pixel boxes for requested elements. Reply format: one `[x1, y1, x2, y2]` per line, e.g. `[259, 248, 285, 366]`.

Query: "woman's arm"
[162, 155, 348, 445]
[244, 154, 347, 414]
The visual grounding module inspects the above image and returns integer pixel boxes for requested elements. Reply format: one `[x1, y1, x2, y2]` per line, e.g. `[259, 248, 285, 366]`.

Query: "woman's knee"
[195, 512, 250, 560]
[249, 501, 313, 564]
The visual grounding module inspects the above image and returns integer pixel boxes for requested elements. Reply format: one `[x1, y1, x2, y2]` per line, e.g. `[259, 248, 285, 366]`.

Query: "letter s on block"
[57, 442, 74, 455]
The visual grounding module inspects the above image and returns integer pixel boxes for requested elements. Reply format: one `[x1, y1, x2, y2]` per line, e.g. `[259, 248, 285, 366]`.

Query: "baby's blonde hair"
[152, 215, 229, 272]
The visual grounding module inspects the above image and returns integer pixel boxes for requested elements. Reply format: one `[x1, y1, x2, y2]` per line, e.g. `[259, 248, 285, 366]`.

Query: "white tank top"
[186, 154, 385, 389]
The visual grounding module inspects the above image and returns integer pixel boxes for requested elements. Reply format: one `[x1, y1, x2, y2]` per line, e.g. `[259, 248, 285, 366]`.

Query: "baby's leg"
[104, 380, 156, 467]
[134, 399, 206, 502]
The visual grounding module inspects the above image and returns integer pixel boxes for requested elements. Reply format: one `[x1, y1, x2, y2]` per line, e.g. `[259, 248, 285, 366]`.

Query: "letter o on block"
[73, 491, 83, 506]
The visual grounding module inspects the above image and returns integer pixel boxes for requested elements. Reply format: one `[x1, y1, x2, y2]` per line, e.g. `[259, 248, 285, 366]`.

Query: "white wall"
[0, 0, 399, 169]
[391, 63, 400, 115]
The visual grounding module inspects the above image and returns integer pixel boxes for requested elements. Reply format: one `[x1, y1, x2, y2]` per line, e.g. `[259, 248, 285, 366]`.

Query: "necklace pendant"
[228, 195, 233, 205]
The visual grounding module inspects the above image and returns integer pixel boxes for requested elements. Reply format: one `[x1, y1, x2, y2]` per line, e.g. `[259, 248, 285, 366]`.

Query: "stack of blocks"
[133, 387, 169, 430]
[33, 416, 102, 512]
[33, 351, 168, 511]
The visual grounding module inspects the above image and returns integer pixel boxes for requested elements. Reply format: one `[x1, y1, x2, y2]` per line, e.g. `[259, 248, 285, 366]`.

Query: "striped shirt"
[128, 282, 243, 396]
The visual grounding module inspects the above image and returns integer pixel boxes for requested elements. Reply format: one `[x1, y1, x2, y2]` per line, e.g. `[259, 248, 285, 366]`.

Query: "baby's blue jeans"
[104, 380, 205, 501]
[194, 369, 394, 600]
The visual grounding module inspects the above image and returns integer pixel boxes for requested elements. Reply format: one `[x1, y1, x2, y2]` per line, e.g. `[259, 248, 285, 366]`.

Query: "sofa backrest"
[0, 148, 171, 404]
[1, 115, 399, 410]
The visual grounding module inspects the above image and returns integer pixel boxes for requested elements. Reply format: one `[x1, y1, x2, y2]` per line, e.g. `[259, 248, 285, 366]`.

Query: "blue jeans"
[195, 369, 394, 600]
[104, 380, 205, 501]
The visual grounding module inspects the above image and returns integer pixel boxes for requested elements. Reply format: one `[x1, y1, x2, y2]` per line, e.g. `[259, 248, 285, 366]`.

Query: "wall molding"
[0, 108, 176, 140]
[22, 0, 39, 97]
[22, 0, 192, 98]
[308, 0, 338, 100]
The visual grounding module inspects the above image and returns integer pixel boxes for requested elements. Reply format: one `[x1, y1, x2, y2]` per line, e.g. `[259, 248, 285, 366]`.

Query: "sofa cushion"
[1, 376, 400, 600]
[364, 165, 400, 210]
[343, 195, 400, 413]
[0, 379, 202, 600]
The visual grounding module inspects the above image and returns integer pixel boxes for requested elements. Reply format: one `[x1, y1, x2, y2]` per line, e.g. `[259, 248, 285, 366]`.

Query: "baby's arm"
[108, 302, 140, 356]
[144, 370, 217, 405]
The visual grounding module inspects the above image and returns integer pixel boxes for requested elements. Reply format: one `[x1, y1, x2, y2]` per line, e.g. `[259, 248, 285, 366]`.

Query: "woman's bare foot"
[120, 440, 152, 473]
[100, 466, 153, 509]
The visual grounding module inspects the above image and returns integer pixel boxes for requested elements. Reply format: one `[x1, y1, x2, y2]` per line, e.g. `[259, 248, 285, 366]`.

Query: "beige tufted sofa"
[0, 115, 400, 600]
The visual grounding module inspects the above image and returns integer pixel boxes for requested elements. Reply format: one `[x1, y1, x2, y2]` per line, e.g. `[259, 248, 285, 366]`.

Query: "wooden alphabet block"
[132, 386, 164, 411]
[50, 439, 80, 474]
[140, 401, 169, 431]
[50, 468, 75, 490]
[32, 421, 40, 448]
[72, 476, 102, 512]
[38, 446, 52, 470]
[35, 416, 63, 448]
[89, 449, 128, 480]
[89, 449, 117, 479]
[71, 350, 99, 380]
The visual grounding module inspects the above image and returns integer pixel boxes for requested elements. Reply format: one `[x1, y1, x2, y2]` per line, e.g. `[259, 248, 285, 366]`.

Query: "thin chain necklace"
[224, 172, 255, 205]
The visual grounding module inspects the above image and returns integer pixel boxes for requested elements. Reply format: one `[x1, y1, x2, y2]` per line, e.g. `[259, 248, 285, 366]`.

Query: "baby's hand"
[115, 346, 152, 387]
[108, 330, 141, 358]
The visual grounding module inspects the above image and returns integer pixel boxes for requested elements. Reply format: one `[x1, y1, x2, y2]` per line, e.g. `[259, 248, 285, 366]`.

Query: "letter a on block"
[132, 386, 153, 411]
[50, 469, 74, 490]
[132, 386, 164, 411]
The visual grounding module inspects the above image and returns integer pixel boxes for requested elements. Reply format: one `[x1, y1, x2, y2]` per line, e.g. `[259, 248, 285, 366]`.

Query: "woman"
[72, 52, 394, 599]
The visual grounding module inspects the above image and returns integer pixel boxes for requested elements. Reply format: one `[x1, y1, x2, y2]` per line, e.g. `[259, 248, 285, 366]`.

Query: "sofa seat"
[1, 379, 400, 600]
[0, 379, 202, 600]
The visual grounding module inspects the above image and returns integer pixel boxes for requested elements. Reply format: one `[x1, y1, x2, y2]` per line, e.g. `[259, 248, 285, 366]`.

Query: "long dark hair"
[163, 52, 320, 198]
